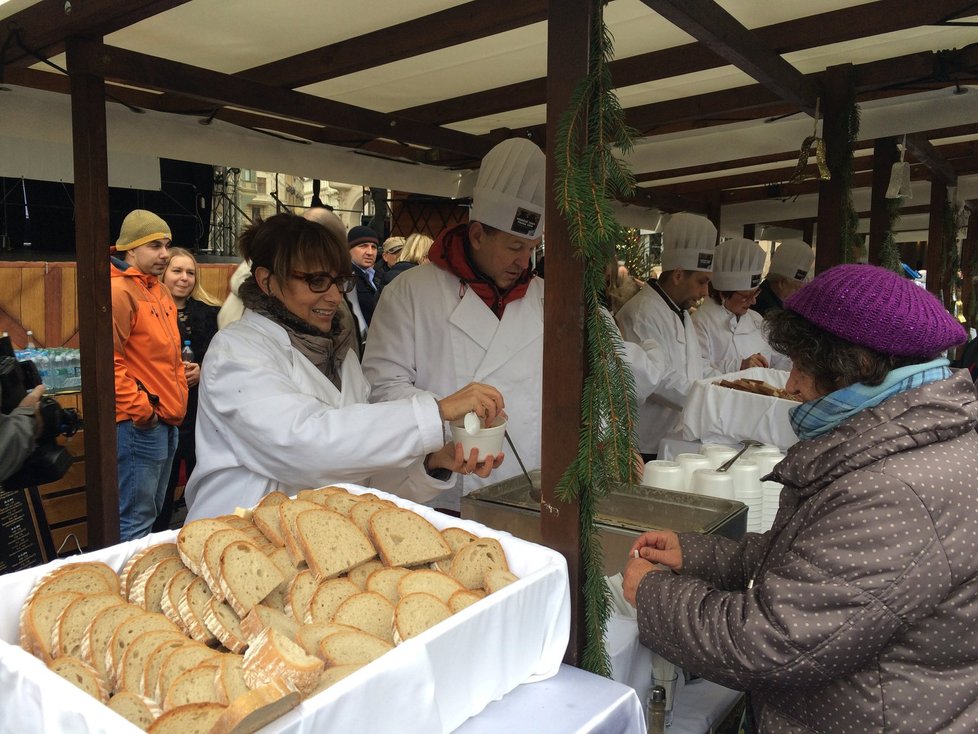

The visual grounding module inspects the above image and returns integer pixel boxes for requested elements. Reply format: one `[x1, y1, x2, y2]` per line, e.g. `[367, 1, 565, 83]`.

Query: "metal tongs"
[716, 439, 762, 472]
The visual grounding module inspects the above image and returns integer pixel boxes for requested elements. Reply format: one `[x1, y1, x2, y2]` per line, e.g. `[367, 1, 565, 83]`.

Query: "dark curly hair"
[238, 213, 351, 282]
[766, 308, 922, 395]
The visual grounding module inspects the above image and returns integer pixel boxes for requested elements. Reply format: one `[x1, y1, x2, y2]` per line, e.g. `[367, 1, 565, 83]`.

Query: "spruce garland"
[826, 70, 862, 263]
[552, 0, 639, 676]
[943, 194, 961, 314]
[879, 197, 903, 274]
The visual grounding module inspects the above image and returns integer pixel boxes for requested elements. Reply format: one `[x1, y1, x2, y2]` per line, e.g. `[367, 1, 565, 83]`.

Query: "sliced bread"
[242, 627, 324, 697]
[347, 559, 385, 589]
[156, 644, 223, 703]
[397, 569, 465, 604]
[308, 664, 364, 696]
[448, 588, 485, 613]
[218, 540, 287, 618]
[331, 592, 395, 644]
[277, 499, 324, 566]
[107, 690, 163, 730]
[393, 593, 452, 643]
[364, 566, 411, 605]
[121, 544, 180, 598]
[201, 528, 255, 599]
[305, 578, 359, 624]
[266, 547, 299, 583]
[369, 509, 451, 568]
[484, 568, 520, 593]
[296, 509, 376, 581]
[130, 556, 188, 613]
[318, 629, 393, 667]
[142, 640, 195, 700]
[251, 492, 291, 547]
[202, 597, 248, 654]
[160, 568, 196, 634]
[147, 702, 226, 734]
[53, 592, 126, 659]
[21, 590, 83, 661]
[48, 655, 108, 703]
[295, 622, 356, 658]
[449, 537, 509, 590]
[348, 501, 387, 536]
[441, 526, 479, 554]
[80, 603, 143, 677]
[118, 629, 188, 694]
[177, 518, 233, 576]
[177, 576, 220, 645]
[162, 663, 223, 710]
[321, 491, 361, 516]
[210, 681, 300, 734]
[213, 654, 249, 706]
[106, 611, 183, 691]
[284, 570, 319, 622]
[239, 604, 299, 643]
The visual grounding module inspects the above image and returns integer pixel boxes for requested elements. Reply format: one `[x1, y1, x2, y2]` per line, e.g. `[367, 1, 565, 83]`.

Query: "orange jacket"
[110, 258, 188, 425]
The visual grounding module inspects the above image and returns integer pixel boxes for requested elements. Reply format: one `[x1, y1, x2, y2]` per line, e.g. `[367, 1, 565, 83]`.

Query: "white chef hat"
[470, 138, 546, 239]
[711, 238, 766, 291]
[660, 213, 717, 272]
[768, 239, 815, 282]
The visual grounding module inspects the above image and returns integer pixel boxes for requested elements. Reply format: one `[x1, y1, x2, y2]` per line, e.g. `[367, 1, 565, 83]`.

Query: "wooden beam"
[65, 38, 119, 550]
[926, 176, 949, 299]
[542, 0, 591, 667]
[2, 0, 189, 68]
[815, 64, 851, 273]
[961, 204, 978, 331]
[238, 0, 548, 89]
[905, 133, 959, 185]
[868, 137, 900, 266]
[638, 0, 817, 114]
[64, 39, 492, 160]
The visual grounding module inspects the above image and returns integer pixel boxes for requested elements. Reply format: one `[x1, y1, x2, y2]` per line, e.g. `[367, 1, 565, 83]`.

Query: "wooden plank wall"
[1, 261, 238, 555]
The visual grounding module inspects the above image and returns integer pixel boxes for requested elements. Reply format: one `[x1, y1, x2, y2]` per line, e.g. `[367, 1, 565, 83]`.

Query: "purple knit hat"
[784, 264, 966, 357]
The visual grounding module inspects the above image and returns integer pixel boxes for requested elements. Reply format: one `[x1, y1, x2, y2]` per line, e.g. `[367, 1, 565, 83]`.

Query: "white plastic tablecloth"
[0, 484, 571, 734]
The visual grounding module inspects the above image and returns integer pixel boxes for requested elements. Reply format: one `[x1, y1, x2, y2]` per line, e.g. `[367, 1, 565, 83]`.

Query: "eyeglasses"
[290, 271, 357, 294]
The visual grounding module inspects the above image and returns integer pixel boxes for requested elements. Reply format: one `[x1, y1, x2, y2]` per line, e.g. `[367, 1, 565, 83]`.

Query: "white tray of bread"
[0, 484, 569, 733]
[680, 366, 799, 451]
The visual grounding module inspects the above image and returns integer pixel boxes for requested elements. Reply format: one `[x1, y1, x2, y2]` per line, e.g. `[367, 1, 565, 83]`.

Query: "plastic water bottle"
[25, 329, 36, 349]
[67, 349, 81, 388]
[52, 349, 66, 390]
[181, 340, 195, 363]
[34, 349, 51, 388]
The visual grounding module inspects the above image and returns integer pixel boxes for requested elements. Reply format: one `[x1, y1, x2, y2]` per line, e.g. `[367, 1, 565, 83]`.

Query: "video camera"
[0, 337, 81, 490]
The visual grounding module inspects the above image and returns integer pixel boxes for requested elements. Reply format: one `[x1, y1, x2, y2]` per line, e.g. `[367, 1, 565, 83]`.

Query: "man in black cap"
[347, 225, 383, 329]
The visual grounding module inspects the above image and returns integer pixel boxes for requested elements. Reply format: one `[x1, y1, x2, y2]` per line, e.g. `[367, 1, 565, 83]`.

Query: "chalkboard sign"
[0, 485, 51, 575]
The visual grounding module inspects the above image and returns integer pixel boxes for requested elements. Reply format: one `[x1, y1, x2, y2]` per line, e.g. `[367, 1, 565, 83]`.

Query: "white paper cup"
[641, 460, 683, 491]
[675, 453, 712, 493]
[691, 469, 735, 499]
[700, 444, 739, 470]
[450, 416, 506, 462]
[730, 460, 761, 497]
[752, 453, 785, 480]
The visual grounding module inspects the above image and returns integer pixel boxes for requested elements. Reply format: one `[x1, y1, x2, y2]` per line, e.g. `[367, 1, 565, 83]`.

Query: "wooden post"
[925, 175, 948, 301]
[66, 38, 120, 549]
[802, 220, 815, 246]
[742, 224, 756, 240]
[542, 0, 593, 666]
[814, 64, 851, 274]
[963, 204, 978, 332]
[867, 137, 899, 266]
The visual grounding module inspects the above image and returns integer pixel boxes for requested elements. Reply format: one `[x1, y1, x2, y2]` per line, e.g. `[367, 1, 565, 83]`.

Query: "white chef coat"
[362, 263, 544, 510]
[692, 298, 792, 374]
[184, 309, 451, 521]
[616, 284, 719, 455]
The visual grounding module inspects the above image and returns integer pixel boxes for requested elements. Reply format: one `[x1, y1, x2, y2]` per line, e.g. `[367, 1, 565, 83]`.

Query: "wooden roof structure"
[3, 0, 977, 661]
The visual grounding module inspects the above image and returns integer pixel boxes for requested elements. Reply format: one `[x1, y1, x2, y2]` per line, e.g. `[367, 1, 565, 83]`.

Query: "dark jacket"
[380, 260, 416, 286]
[177, 297, 219, 432]
[750, 278, 781, 317]
[636, 370, 978, 733]
[353, 265, 382, 327]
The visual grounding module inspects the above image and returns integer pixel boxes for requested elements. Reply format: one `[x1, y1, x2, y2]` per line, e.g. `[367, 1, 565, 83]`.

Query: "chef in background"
[693, 237, 792, 374]
[751, 239, 814, 317]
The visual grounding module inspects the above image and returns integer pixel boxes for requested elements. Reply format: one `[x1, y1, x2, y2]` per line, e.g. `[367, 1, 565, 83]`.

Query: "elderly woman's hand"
[630, 531, 683, 572]
[740, 353, 769, 369]
[437, 383, 505, 425]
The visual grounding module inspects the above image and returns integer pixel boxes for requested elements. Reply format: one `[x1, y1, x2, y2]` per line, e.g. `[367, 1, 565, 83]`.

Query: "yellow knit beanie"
[115, 210, 171, 251]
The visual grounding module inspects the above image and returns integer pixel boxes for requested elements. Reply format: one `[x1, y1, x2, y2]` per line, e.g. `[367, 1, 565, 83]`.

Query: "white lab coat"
[184, 309, 450, 521]
[616, 285, 718, 455]
[692, 298, 792, 374]
[362, 264, 544, 510]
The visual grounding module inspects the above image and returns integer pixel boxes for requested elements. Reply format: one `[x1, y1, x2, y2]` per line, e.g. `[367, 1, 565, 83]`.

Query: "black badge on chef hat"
[751, 273, 761, 288]
[697, 252, 714, 269]
[511, 208, 541, 236]
[795, 268, 808, 280]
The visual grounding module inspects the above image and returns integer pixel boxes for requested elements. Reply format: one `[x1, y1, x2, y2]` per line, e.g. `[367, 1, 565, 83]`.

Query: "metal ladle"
[716, 439, 762, 472]
[504, 431, 539, 501]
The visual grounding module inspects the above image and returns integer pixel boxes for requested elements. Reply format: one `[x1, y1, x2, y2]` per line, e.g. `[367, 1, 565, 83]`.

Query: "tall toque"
[784, 264, 967, 357]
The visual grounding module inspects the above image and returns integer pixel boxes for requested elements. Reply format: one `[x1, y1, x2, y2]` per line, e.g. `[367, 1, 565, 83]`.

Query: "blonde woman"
[153, 247, 220, 531]
[382, 232, 433, 285]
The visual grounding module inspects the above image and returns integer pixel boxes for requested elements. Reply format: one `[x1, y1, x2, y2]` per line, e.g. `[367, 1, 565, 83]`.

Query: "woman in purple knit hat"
[624, 264, 978, 733]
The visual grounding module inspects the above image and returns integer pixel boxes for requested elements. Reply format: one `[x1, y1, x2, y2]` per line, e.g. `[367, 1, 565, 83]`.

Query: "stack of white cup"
[675, 453, 712, 493]
[641, 460, 683, 491]
[690, 468, 735, 500]
[729, 460, 763, 533]
[762, 483, 783, 531]
[699, 443, 739, 470]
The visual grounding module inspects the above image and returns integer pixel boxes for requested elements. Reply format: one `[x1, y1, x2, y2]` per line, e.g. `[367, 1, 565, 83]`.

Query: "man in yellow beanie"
[111, 209, 188, 540]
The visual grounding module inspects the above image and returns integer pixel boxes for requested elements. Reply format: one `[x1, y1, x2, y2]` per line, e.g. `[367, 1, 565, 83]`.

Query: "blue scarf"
[789, 358, 951, 440]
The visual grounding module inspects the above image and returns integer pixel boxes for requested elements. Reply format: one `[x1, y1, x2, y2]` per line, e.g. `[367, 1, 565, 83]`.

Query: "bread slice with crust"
[80, 603, 143, 678]
[305, 578, 359, 624]
[449, 537, 510, 590]
[130, 556, 188, 613]
[484, 568, 520, 593]
[348, 501, 387, 536]
[177, 518, 233, 576]
[119, 629, 188, 694]
[162, 663, 223, 710]
[295, 622, 356, 658]
[49, 655, 108, 703]
[202, 597, 248, 654]
[106, 611, 183, 691]
[239, 604, 299, 643]
[21, 590, 83, 661]
[331, 592, 395, 644]
[53, 592, 126, 659]
[365, 567, 411, 605]
[284, 569, 318, 622]
[178, 576, 220, 645]
[214, 654, 249, 706]
[160, 567, 196, 635]
[397, 569, 465, 604]
[277, 499, 324, 566]
[441, 527, 479, 554]
[156, 644, 224, 703]
[448, 589, 485, 613]
[321, 491, 361, 516]
[251, 492, 291, 547]
[147, 702, 226, 734]
[210, 681, 300, 734]
[318, 629, 393, 667]
[201, 528, 255, 599]
[309, 664, 364, 696]
[369, 509, 451, 568]
[122, 544, 180, 598]
[347, 559, 384, 589]
[242, 627, 324, 696]
[218, 540, 287, 618]
[108, 690, 163, 729]
[393, 593, 452, 644]
[296, 509, 376, 581]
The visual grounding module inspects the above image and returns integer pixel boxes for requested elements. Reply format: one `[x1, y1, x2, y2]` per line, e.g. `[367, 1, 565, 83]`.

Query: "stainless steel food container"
[461, 470, 747, 576]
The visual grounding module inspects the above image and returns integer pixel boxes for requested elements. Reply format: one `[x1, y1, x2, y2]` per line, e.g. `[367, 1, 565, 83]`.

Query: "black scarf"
[239, 277, 354, 389]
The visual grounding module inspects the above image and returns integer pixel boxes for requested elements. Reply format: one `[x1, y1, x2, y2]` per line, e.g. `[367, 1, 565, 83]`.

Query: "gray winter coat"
[636, 370, 978, 732]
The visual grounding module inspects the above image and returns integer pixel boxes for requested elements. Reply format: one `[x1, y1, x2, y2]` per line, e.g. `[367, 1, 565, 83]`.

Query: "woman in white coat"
[692, 238, 792, 375]
[184, 214, 504, 521]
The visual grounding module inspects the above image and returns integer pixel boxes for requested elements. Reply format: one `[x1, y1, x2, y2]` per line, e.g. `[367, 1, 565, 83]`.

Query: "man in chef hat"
[361, 138, 547, 512]
[616, 212, 720, 459]
[751, 239, 814, 317]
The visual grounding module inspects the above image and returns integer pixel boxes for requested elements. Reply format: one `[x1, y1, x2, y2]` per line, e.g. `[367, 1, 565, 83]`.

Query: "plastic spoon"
[464, 411, 481, 435]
